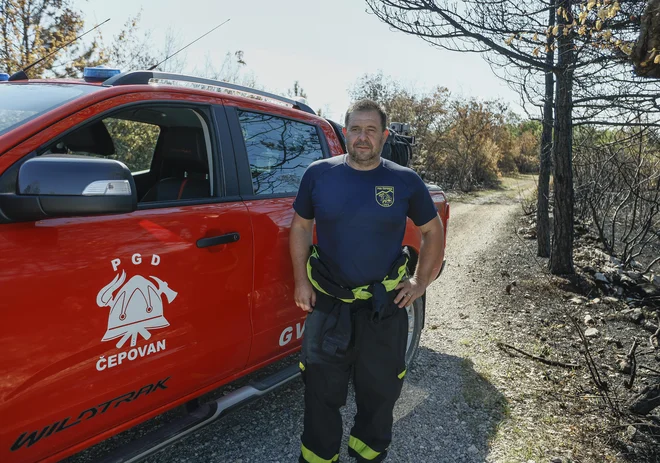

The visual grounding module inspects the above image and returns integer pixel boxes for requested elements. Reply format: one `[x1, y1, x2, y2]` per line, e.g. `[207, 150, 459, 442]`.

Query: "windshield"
[0, 83, 100, 137]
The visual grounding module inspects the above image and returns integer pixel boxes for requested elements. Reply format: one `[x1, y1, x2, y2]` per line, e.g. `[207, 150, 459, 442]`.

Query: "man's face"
[343, 110, 388, 164]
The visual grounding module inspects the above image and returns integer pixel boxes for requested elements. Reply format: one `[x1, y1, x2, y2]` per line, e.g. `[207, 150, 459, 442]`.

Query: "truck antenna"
[8, 18, 111, 81]
[148, 19, 231, 71]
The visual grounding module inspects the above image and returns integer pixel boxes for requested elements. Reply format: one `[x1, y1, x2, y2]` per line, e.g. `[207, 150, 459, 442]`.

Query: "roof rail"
[102, 71, 316, 115]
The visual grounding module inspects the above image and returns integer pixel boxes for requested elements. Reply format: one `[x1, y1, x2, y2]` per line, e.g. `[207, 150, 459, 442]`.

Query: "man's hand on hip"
[294, 279, 316, 312]
[394, 276, 426, 308]
[394, 216, 444, 309]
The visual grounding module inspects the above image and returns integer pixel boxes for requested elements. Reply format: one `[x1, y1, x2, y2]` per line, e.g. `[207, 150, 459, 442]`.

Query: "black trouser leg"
[299, 304, 352, 463]
[349, 306, 408, 462]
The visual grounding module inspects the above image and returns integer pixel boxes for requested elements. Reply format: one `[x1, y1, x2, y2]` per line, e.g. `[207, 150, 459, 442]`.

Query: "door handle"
[196, 232, 240, 248]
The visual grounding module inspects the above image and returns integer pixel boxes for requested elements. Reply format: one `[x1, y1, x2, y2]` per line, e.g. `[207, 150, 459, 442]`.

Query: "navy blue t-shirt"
[293, 154, 437, 288]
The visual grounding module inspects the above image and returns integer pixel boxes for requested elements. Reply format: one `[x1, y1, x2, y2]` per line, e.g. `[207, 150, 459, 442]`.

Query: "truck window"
[0, 83, 99, 138]
[40, 105, 215, 203]
[103, 118, 160, 173]
[237, 111, 324, 196]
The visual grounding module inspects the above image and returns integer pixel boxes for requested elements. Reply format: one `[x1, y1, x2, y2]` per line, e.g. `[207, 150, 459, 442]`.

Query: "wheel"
[404, 295, 425, 367]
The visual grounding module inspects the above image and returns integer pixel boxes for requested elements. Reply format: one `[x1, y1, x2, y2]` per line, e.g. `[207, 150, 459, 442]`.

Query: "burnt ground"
[435, 178, 660, 462]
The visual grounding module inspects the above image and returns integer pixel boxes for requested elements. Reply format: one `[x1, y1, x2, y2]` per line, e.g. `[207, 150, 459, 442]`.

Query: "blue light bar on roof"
[83, 66, 121, 82]
[0, 73, 9, 82]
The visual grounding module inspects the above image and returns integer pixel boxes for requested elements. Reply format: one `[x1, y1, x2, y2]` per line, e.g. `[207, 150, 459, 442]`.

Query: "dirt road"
[68, 176, 539, 463]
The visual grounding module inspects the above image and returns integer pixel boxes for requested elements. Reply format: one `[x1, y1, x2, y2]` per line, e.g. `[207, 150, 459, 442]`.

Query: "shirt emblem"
[375, 186, 395, 207]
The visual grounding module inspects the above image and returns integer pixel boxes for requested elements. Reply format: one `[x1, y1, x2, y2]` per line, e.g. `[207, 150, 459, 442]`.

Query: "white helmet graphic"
[97, 270, 177, 349]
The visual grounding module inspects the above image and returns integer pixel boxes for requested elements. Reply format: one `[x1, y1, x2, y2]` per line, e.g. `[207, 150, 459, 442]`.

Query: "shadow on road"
[388, 346, 508, 462]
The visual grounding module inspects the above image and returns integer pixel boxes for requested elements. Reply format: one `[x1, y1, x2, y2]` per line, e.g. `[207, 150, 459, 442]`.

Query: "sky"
[75, 0, 524, 121]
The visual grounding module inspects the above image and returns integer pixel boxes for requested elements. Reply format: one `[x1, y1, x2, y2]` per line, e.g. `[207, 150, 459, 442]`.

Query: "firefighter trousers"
[298, 293, 409, 463]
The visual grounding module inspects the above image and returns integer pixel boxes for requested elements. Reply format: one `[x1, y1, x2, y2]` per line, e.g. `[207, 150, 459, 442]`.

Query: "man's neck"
[346, 154, 381, 171]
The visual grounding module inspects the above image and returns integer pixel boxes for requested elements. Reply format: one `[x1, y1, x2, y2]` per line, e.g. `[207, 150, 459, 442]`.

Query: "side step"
[98, 364, 301, 463]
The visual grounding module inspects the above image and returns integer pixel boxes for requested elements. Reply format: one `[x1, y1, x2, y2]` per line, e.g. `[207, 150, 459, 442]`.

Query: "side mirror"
[0, 155, 137, 222]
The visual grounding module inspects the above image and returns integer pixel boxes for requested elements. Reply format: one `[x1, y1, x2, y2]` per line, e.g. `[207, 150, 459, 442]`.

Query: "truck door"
[0, 98, 253, 463]
[223, 103, 327, 366]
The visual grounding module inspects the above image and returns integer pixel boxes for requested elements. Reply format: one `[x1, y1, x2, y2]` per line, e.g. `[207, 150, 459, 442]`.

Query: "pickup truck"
[0, 69, 449, 463]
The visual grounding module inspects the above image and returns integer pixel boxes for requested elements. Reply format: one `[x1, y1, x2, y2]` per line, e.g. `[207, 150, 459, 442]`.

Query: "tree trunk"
[632, 0, 660, 78]
[537, 0, 555, 258]
[550, 0, 575, 274]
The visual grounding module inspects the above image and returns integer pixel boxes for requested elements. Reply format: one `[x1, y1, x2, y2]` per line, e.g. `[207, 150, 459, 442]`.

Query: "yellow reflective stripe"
[398, 369, 407, 379]
[351, 285, 372, 300]
[299, 362, 305, 372]
[307, 255, 354, 302]
[307, 248, 355, 303]
[348, 435, 381, 460]
[383, 259, 408, 292]
[300, 444, 339, 463]
[307, 247, 408, 302]
[360, 259, 408, 295]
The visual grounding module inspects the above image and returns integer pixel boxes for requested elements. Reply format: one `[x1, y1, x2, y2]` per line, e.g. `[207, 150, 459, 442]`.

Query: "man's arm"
[413, 215, 445, 286]
[290, 212, 316, 312]
[394, 216, 445, 308]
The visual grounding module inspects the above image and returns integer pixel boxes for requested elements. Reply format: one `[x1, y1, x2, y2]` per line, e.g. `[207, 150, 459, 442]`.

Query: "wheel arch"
[404, 246, 426, 330]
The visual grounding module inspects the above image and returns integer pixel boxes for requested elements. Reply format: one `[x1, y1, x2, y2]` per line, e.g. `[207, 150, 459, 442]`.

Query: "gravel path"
[66, 177, 537, 463]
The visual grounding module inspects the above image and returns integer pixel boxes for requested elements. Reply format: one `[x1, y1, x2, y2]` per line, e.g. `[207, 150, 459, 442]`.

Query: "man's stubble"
[346, 137, 385, 169]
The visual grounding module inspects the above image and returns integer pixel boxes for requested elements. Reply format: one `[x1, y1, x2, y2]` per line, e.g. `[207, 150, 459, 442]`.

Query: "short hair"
[345, 99, 388, 131]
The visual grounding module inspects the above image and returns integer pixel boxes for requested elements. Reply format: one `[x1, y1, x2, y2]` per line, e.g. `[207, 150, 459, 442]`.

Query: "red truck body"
[0, 73, 448, 463]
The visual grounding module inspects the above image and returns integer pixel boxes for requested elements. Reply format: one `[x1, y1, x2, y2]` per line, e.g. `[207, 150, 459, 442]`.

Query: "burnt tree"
[539, 0, 556, 258]
[366, 0, 571, 271]
[632, 0, 660, 77]
[552, 0, 576, 273]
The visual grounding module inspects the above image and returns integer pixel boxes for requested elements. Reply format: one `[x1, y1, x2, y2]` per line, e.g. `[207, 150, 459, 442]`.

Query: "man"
[290, 99, 445, 463]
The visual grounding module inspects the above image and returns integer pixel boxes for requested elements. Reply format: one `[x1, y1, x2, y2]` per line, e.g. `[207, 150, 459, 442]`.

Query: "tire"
[404, 294, 425, 367]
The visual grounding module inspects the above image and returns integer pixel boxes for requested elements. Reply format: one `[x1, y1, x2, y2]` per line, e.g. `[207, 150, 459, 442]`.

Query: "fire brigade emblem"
[375, 186, 395, 207]
[96, 271, 177, 349]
